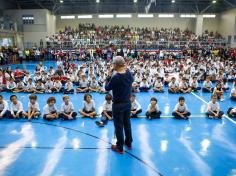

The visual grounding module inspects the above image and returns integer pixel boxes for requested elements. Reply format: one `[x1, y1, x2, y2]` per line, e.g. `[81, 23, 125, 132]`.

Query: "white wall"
[4, 9, 56, 47]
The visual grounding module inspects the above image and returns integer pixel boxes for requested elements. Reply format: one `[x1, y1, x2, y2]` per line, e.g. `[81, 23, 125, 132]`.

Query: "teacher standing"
[105, 56, 134, 154]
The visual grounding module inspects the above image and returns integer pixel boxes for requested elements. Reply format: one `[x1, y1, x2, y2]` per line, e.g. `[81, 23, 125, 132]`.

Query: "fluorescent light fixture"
[61, 16, 75, 19]
[116, 14, 132, 18]
[96, 0, 100, 3]
[180, 14, 196, 18]
[212, 0, 216, 4]
[60, 0, 63, 3]
[138, 14, 154, 18]
[158, 14, 174, 18]
[172, 0, 175, 3]
[134, 0, 137, 2]
[78, 15, 92, 19]
[203, 14, 216, 18]
[98, 14, 114, 18]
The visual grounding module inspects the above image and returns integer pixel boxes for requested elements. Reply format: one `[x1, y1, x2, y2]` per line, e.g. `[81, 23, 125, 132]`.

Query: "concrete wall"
[4, 9, 56, 47]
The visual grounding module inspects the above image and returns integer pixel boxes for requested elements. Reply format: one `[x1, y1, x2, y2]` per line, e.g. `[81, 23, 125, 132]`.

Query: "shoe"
[95, 121, 104, 127]
[124, 143, 132, 150]
[220, 98, 224, 102]
[111, 145, 124, 154]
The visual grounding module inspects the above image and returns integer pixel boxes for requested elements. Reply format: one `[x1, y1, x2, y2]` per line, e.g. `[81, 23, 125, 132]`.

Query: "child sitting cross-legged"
[59, 95, 77, 120]
[206, 95, 224, 119]
[95, 93, 113, 127]
[130, 94, 142, 118]
[43, 97, 58, 121]
[153, 77, 164, 93]
[172, 96, 191, 120]
[227, 106, 236, 118]
[79, 94, 97, 118]
[25, 94, 41, 121]
[146, 97, 162, 119]
[10, 95, 25, 119]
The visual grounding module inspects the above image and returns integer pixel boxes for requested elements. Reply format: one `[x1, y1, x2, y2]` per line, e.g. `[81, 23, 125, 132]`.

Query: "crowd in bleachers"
[46, 24, 226, 48]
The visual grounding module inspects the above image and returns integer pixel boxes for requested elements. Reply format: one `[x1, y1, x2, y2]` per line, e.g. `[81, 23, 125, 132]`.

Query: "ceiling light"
[78, 15, 93, 19]
[60, 0, 63, 3]
[60, 16, 75, 19]
[138, 14, 154, 18]
[172, 0, 175, 3]
[98, 14, 114, 18]
[180, 14, 196, 18]
[212, 0, 216, 4]
[96, 0, 100, 3]
[134, 0, 137, 3]
[116, 14, 132, 18]
[203, 14, 216, 18]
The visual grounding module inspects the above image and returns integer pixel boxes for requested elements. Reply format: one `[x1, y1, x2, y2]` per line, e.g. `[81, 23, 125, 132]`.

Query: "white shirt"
[28, 102, 40, 112]
[60, 102, 74, 113]
[102, 101, 112, 112]
[203, 81, 212, 88]
[131, 100, 142, 111]
[83, 100, 95, 112]
[0, 100, 9, 116]
[208, 101, 220, 111]
[7, 81, 16, 89]
[140, 81, 149, 88]
[169, 81, 178, 88]
[65, 82, 73, 90]
[231, 88, 236, 97]
[45, 81, 54, 89]
[11, 101, 23, 114]
[54, 81, 62, 89]
[43, 104, 57, 114]
[154, 81, 163, 88]
[147, 104, 160, 112]
[174, 103, 188, 112]
[27, 82, 35, 89]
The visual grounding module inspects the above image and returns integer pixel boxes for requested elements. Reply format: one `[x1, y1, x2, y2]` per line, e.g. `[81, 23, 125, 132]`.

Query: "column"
[195, 15, 204, 36]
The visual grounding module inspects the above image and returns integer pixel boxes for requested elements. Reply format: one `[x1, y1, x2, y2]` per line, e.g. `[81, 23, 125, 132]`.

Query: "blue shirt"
[105, 70, 134, 104]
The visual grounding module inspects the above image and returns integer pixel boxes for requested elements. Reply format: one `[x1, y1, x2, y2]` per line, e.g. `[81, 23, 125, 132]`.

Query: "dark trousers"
[206, 111, 224, 119]
[230, 96, 236, 101]
[130, 109, 142, 118]
[59, 112, 77, 120]
[112, 103, 133, 151]
[202, 87, 213, 92]
[101, 111, 112, 124]
[0, 110, 11, 118]
[227, 108, 236, 117]
[146, 111, 162, 119]
[64, 89, 74, 94]
[192, 87, 201, 92]
[139, 87, 150, 92]
[172, 111, 191, 119]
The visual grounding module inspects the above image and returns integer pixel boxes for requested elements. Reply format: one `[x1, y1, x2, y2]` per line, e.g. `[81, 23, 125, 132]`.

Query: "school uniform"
[100, 101, 113, 124]
[172, 103, 191, 119]
[168, 81, 179, 93]
[10, 101, 23, 118]
[52, 81, 63, 92]
[15, 82, 25, 91]
[26, 82, 36, 91]
[79, 80, 88, 89]
[82, 100, 96, 114]
[139, 81, 150, 92]
[26, 101, 41, 118]
[154, 81, 164, 92]
[0, 100, 11, 118]
[34, 75, 42, 83]
[230, 88, 236, 100]
[23, 76, 30, 84]
[43, 104, 57, 120]
[59, 102, 77, 120]
[90, 81, 99, 90]
[64, 82, 74, 94]
[146, 104, 161, 119]
[191, 81, 201, 91]
[44, 81, 54, 93]
[206, 101, 224, 119]
[202, 81, 213, 92]
[6, 81, 16, 92]
[227, 107, 236, 117]
[131, 100, 142, 118]
[35, 83, 45, 92]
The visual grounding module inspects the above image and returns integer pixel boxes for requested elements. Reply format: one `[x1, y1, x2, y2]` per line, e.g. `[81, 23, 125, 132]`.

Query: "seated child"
[230, 84, 236, 100]
[168, 77, 179, 93]
[52, 79, 63, 93]
[130, 94, 142, 118]
[6, 77, 16, 92]
[95, 93, 113, 127]
[25, 78, 36, 93]
[44, 78, 54, 93]
[25, 94, 41, 121]
[77, 75, 89, 93]
[132, 82, 140, 93]
[222, 78, 229, 92]
[164, 73, 170, 86]
[206, 95, 224, 119]
[202, 77, 214, 92]
[10, 95, 25, 119]
[172, 97, 191, 120]
[153, 77, 164, 92]
[0, 95, 11, 119]
[227, 107, 236, 118]
[89, 77, 99, 92]
[146, 97, 162, 119]
[179, 78, 191, 93]
[13, 80, 25, 93]
[64, 79, 74, 94]
[139, 78, 150, 92]
[43, 97, 58, 120]
[190, 76, 201, 92]
[59, 95, 77, 120]
[34, 81, 45, 94]
[213, 83, 224, 101]
[79, 94, 96, 118]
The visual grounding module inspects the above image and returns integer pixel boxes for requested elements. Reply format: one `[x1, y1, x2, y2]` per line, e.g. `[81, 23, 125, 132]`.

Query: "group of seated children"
[0, 92, 232, 125]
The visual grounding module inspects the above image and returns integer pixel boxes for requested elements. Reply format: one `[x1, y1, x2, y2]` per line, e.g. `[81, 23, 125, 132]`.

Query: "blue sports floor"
[0, 61, 236, 176]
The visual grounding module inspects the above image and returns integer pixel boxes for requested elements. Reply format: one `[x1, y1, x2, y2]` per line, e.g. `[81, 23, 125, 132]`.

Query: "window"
[22, 15, 34, 24]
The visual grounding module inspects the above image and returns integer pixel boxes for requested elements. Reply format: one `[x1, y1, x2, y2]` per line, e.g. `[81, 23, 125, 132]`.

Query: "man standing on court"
[105, 56, 134, 154]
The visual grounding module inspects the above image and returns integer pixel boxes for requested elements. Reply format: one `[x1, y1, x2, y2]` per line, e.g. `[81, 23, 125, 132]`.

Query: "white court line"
[191, 92, 236, 126]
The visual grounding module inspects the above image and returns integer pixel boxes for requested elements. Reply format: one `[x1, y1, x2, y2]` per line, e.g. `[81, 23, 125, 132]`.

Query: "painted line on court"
[0, 146, 110, 150]
[191, 92, 236, 125]
[15, 120, 163, 176]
